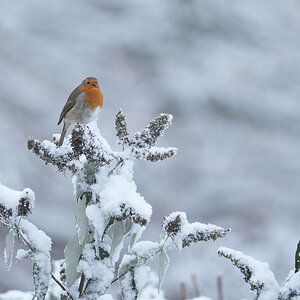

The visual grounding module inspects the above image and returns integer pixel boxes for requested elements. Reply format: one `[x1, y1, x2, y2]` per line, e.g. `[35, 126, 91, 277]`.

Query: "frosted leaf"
[110, 220, 124, 263]
[16, 248, 31, 260]
[75, 195, 89, 245]
[158, 250, 170, 292]
[122, 219, 133, 235]
[64, 234, 83, 286]
[4, 229, 14, 270]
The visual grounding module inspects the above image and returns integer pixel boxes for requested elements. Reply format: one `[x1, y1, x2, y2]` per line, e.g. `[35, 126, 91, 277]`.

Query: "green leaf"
[76, 196, 89, 245]
[158, 250, 170, 291]
[295, 241, 300, 272]
[64, 235, 83, 286]
[98, 247, 110, 260]
[130, 233, 138, 249]
[4, 229, 14, 270]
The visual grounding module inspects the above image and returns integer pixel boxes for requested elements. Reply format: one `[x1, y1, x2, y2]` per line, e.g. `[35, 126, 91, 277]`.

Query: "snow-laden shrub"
[1, 111, 229, 299]
[218, 246, 300, 299]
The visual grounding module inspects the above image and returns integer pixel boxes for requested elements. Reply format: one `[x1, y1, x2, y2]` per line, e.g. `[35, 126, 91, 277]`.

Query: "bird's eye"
[87, 81, 90, 84]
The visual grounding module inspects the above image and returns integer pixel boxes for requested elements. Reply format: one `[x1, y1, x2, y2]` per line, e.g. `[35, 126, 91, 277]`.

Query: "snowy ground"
[1, 1, 300, 299]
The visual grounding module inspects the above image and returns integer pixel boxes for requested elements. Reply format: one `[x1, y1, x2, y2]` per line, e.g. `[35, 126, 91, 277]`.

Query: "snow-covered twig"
[218, 247, 279, 299]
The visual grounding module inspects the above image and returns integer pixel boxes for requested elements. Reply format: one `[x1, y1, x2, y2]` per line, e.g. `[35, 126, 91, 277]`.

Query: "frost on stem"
[115, 110, 177, 162]
[162, 212, 230, 251]
[28, 123, 112, 174]
[218, 247, 279, 299]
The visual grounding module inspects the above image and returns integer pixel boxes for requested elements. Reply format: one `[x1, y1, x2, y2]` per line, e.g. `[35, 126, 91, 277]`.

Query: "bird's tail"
[58, 123, 69, 147]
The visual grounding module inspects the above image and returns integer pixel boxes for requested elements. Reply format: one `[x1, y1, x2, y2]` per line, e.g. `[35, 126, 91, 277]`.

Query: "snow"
[134, 265, 151, 293]
[97, 173, 152, 223]
[0, 183, 34, 212]
[0, 290, 33, 300]
[189, 297, 212, 300]
[3, 1, 300, 298]
[131, 241, 160, 258]
[139, 272, 167, 300]
[279, 270, 300, 299]
[77, 243, 114, 295]
[99, 295, 114, 300]
[85, 204, 106, 237]
[18, 220, 52, 299]
[19, 220, 51, 254]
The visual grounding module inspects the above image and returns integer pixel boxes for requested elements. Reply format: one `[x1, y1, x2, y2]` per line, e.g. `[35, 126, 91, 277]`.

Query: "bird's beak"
[92, 82, 98, 88]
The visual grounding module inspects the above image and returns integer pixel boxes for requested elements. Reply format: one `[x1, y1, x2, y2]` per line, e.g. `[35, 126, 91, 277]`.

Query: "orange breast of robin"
[80, 85, 103, 109]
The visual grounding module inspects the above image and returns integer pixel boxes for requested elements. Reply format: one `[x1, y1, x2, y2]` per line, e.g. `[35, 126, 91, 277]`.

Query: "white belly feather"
[65, 92, 101, 125]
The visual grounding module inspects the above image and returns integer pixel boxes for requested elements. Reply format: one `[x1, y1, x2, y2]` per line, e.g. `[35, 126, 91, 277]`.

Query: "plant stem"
[51, 273, 75, 300]
[78, 273, 85, 297]
[111, 235, 170, 284]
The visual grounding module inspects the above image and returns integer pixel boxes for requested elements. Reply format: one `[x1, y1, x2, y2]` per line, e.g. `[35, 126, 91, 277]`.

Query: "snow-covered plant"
[1, 110, 229, 299]
[218, 246, 300, 300]
[0, 183, 52, 299]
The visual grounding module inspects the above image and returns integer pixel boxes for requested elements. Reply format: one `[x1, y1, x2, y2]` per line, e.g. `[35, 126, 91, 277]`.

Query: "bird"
[57, 77, 103, 146]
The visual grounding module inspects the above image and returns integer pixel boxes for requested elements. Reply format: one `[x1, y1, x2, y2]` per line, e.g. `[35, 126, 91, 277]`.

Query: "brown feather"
[57, 86, 84, 125]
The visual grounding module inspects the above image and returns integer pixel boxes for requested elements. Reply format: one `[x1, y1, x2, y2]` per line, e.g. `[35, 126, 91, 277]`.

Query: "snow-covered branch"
[2, 110, 230, 299]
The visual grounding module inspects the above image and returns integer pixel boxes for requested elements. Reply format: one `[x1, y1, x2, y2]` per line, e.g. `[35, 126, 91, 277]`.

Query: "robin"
[57, 77, 103, 146]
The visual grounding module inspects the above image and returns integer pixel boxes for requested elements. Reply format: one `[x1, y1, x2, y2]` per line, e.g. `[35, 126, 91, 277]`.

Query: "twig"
[78, 273, 85, 297]
[51, 273, 75, 300]
[108, 158, 124, 176]
[191, 274, 200, 297]
[217, 274, 224, 300]
[180, 283, 187, 300]
[111, 235, 170, 284]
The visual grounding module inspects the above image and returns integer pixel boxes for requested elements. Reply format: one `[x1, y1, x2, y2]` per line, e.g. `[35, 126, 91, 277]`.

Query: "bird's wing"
[57, 86, 83, 125]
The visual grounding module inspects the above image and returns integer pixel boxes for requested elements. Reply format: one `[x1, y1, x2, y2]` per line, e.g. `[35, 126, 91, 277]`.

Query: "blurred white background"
[1, 1, 300, 299]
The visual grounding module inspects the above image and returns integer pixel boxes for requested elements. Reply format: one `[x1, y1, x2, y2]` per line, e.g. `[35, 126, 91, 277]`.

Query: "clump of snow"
[131, 241, 160, 259]
[134, 265, 151, 293]
[18, 219, 52, 299]
[78, 243, 114, 297]
[100, 174, 152, 222]
[16, 248, 30, 260]
[0, 183, 34, 223]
